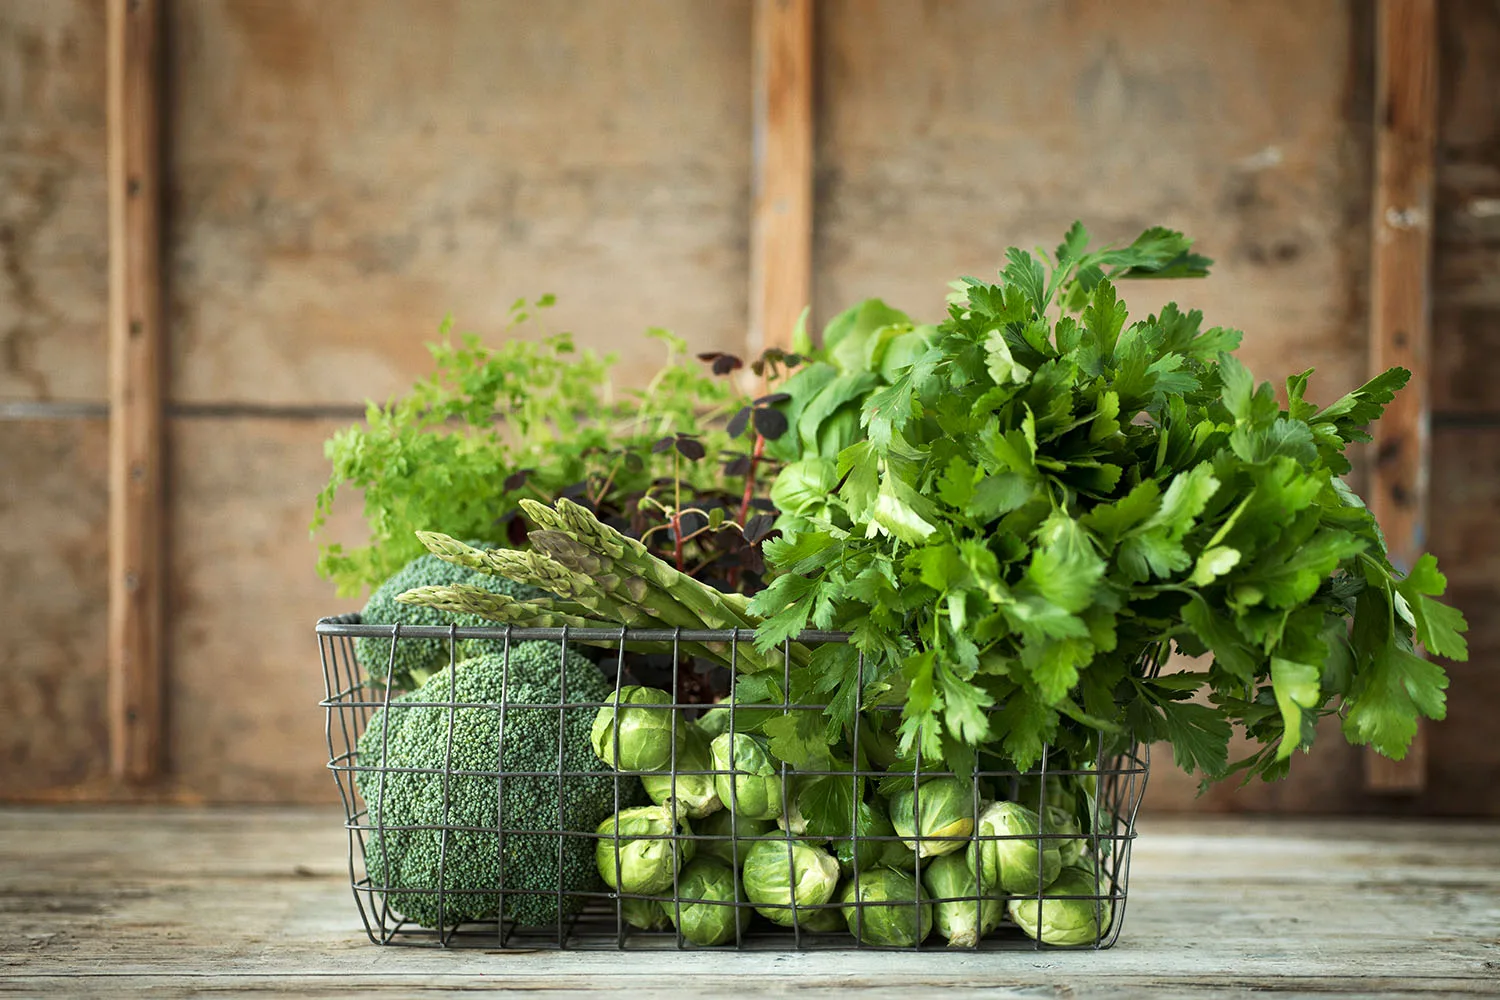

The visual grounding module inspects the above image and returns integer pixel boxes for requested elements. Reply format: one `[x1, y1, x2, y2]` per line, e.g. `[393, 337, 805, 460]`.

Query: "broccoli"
[357, 547, 543, 689]
[356, 645, 644, 928]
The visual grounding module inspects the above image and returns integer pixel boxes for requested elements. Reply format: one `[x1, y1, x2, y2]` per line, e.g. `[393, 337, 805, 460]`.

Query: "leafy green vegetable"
[749, 222, 1467, 786]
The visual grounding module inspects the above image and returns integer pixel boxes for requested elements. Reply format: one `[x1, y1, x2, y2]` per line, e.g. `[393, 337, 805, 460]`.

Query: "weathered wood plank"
[1, 809, 1496, 996]
[1365, 0, 1439, 794]
[106, 0, 165, 784]
[749, 0, 814, 356]
[163, 418, 361, 803]
[1430, 0, 1500, 413]
[0, 421, 110, 798]
[0, 0, 109, 404]
[163, 0, 752, 403]
[814, 0, 1373, 407]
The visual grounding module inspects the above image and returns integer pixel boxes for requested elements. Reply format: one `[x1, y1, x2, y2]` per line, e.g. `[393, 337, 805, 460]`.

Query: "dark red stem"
[738, 433, 767, 525]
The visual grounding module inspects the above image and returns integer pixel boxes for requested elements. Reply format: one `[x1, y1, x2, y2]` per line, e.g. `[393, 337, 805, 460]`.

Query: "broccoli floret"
[356, 645, 644, 928]
[357, 546, 542, 689]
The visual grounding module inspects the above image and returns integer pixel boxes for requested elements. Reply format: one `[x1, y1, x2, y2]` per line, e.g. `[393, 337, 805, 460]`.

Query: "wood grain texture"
[749, 0, 814, 356]
[1431, 0, 1500, 413]
[0, 0, 109, 404]
[164, 418, 361, 803]
[1364, 0, 1438, 794]
[814, 0, 1372, 407]
[2, 809, 1497, 995]
[107, 0, 165, 784]
[0, 421, 111, 798]
[163, 0, 752, 404]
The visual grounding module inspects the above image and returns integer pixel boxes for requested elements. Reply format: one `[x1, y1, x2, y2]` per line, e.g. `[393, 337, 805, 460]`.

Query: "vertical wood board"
[1365, 0, 1438, 794]
[107, 0, 166, 783]
[749, 0, 814, 356]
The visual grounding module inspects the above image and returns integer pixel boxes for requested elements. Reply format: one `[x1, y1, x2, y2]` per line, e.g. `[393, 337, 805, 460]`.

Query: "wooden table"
[1, 808, 1496, 997]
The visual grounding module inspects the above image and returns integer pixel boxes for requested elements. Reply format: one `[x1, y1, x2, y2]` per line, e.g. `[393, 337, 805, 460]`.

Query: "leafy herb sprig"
[312, 298, 792, 599]
[748, 223, 1468, 787]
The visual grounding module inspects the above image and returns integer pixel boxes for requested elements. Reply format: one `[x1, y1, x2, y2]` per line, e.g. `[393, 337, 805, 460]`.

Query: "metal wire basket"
[318, 614, 1153, 951]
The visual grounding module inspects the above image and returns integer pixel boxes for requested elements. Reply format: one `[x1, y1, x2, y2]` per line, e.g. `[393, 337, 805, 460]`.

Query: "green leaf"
[1180, 593, 1259, 682]
[1342, 642, 1449, 758]
[984, 329, 1029, 385]
[763, 711, 834, 770]
[1155, 699, 1231, 777]
[1190, 545, 1241, 587]
[1394, 553, 1469, 661]
[1312, 367, 1411, 443]
[869, 474, 938, 544]
[1003, 248, 1049, 315]
[1269, 657, 1321, 759]
[967, 472, 1032, 521]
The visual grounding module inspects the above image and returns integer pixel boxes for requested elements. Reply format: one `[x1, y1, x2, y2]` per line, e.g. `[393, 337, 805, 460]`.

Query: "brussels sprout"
[641, 722, 722, 819]
[1007, 865, 1113, 946]
[839, 868, 932, 947]
[663, 857, 745, 946]
[1044, 805, 1086, 868]
[887, 777, 977, 858]
[696, 704, 731, 739]
[620, 896, 670, 931]
[832, 798, 915, 876]
[741, 839, 840, 927]
[695, 809, 779, 866]
[796, 904, 847, 933]
[921, 852, 1002, 947]
[591, 686, 680, 772]
[595, 805, 695, 894]
[709, 733, 784, 821]
[1012, 775, 1079, 819]
[968, 801, 1062, 895]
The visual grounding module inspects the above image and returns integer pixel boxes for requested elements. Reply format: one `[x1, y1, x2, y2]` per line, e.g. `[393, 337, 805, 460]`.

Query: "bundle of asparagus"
[395, 498, 807, 674]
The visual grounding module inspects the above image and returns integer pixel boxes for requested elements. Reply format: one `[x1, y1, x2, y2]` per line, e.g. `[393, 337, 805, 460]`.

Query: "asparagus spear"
[396, 582, 737, 662]
[521, 499, 808, 668]
[415, 511, 802, 673]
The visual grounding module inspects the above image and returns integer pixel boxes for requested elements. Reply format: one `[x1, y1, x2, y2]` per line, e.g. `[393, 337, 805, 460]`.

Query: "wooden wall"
[2, 0, 1495, 812]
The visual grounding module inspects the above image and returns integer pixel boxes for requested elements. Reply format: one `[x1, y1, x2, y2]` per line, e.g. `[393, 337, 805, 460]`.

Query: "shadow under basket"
[318, 614, 1154, 951]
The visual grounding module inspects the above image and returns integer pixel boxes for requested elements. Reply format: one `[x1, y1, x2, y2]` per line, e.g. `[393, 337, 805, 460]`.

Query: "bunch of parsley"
[748, 224, 1468, 787]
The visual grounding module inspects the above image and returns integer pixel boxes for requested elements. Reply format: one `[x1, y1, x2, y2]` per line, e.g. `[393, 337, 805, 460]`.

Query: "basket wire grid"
[318, 614, 1154, 951]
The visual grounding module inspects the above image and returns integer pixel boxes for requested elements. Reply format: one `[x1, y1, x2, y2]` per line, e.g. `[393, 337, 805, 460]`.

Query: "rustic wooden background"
[1, 0, 1495, 813]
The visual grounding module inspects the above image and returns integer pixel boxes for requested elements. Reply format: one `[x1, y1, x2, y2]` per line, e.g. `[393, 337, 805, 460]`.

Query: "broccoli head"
[356, 644, 644, 928]
[357, 546, 543, 689]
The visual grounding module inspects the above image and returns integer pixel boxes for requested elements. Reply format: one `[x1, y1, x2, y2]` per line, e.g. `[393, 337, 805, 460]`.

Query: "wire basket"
[318, 614, 1153, 951]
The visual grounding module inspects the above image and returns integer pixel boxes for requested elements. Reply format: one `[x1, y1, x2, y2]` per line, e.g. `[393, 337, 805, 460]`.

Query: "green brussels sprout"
[796, 904, 847, 933]
[620, 896, 670, 931]
[1007, 865, 1113, 946]
[833, 798, 915, 876]
[839, 868, 932, 947]
[595, 805, 695, 894]
[1012, 775, 1079, 819]
[695, 809, 779, 866]
[591, 686, 680, 772]
[1044, 805, 1086, 868]
[695, 704, 731, 739]
[663, 858, 745, 946]
[741, 839, 840, 927]
[887, 777, 977, 858]
[968, 801, 1062, 895]
[641, 722, 722, 819]
[709, 733, 784, 821]
[921, 852, 1002, 948]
